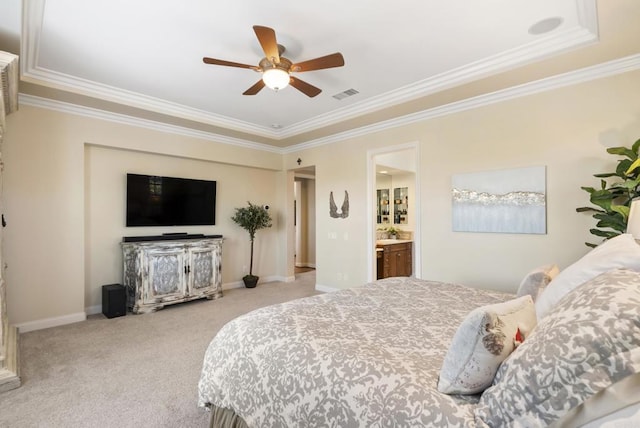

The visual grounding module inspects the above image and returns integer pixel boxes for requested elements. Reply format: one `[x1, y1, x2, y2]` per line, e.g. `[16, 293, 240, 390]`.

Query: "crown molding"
[18, 93, 282, 153]
[21, 0, 599, 140]
[283, 53, 640, 153]
[20, 0, 278, 140]
[21, 53, 640, 156]
[21, 66, 281, 139]
[280, 4, 598, 138]
[577, 0, 599, 34]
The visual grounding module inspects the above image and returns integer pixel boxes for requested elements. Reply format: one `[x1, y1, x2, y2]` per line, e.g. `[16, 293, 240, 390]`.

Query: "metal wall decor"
[329, 190, 349, 219]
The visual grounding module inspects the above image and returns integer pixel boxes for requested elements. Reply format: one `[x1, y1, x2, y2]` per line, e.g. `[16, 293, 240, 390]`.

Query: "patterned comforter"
[198, 277, 513, 427]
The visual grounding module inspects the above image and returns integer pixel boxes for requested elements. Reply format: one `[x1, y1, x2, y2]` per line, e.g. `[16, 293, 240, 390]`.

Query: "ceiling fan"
[203, 25, 345, 98]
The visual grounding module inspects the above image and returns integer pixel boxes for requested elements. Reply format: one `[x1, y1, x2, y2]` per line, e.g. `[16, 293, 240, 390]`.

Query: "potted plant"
[577, 138, 640, 247]
[231, 202, 273, 288]
[386, 226, 400, 239]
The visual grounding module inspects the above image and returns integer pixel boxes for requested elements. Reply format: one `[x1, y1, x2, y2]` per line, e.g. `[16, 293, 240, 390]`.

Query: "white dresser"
[121, 236, 223, 314]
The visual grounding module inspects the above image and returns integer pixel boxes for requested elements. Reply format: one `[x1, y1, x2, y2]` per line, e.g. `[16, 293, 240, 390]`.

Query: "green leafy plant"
[231, 202, 272, 280]
[386, 226, 400, 236]
[577, 138, 640, 247]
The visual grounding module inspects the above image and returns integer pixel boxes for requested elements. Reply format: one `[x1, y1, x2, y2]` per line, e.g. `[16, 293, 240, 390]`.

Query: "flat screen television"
[126, 173, 216, 227]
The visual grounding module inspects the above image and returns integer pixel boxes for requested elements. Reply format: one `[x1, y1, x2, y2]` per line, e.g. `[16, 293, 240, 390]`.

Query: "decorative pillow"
[552, 372, 640, 427]
[535, 233, 640, 319]
[475, 268, 640, 427]
[516, 263, 559, 302]
[437, 295, 536, 395]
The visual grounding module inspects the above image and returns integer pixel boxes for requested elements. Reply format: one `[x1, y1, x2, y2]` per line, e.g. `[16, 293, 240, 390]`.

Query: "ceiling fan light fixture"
[203, 26, 343, 97]
[262, 68, 290, 91]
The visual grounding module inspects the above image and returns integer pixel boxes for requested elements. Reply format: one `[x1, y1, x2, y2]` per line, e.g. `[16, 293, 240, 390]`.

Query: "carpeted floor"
[0, 271, 318, 428]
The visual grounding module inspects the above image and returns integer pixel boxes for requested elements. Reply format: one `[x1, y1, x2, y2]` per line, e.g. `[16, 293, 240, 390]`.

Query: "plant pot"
[243, 275, 259, 288]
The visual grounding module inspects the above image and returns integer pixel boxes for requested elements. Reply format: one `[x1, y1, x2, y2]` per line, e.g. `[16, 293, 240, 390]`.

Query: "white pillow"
[437, 295, 536, 395]
[535, 233, 640, 319]
[475, 268, 640, 426]
[516, 264, 559, 302]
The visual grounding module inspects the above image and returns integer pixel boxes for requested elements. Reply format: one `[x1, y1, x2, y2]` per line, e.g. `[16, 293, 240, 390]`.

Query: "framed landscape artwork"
[452, 166, 546, 234]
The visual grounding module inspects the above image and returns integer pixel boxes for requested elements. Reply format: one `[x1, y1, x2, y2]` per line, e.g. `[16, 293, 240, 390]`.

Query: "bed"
[198, 233, 640, 427]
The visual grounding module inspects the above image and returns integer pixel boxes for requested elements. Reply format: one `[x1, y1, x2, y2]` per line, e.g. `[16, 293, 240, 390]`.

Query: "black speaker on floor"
[102, 284, 126, 318]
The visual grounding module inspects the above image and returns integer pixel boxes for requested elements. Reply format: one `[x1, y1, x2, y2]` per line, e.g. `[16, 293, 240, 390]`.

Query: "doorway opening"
[367, 143, 421, 282]
[293, 166, 316, 280]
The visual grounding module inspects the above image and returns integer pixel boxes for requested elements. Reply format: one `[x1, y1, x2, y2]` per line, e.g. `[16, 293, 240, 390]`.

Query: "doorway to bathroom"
[367, 143, 421, 282]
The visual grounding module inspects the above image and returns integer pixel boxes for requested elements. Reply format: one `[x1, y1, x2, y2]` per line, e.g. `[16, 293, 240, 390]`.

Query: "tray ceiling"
[3, 0, 639, 148]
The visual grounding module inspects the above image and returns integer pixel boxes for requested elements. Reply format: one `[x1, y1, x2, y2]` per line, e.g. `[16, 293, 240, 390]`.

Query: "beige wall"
[4, 68, 640, 328]
[287, 69, 640, 292]
[4, 106, 86, 326]
[85, 145, 280, 311]
[311, 142, 371, 288]
[4, 106, 284, 326]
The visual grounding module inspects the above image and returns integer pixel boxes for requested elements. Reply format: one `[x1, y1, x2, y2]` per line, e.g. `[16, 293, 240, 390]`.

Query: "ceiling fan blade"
[253, 25, 280, 63]
[289, 76, 321, 98]
[203, 57, 258, 70]
[291, 53, 345, 72]
[243, 79, 266, 95]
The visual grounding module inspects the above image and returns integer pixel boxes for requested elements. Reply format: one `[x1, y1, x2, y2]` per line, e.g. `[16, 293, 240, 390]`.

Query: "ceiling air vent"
[332, 89, 359, 100]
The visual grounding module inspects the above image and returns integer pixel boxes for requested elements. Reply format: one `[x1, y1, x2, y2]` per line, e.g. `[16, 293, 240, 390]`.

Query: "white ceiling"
[0, 0, 619, 146]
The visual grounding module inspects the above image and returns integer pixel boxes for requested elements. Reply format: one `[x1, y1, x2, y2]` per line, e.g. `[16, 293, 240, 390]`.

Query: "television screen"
[126, 173, 216, 227]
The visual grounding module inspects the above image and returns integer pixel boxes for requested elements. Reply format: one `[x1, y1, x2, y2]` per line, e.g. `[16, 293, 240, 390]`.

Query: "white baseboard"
[261, 275, 288, 283]
[315, 284, 339, 293]
[86, 305, 102, 316]
[222, 281, 245, 290]
[295, 262, 316, 268]
[16, 312, 87, 333]
[20, 275, 312, 332]
[222, 275, 285, 290]
[223, 274, 302, 289]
